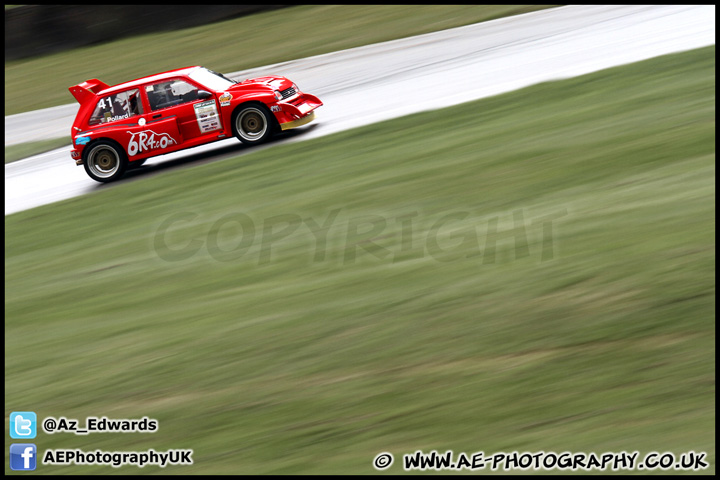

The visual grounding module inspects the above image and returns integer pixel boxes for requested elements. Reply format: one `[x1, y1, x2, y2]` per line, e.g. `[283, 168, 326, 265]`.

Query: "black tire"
[232, 103, 276, 145]
[83, 139, 128, 183]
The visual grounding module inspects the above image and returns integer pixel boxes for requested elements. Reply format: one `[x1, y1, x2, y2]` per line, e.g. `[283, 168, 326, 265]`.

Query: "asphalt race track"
[4, 5, 715, 215]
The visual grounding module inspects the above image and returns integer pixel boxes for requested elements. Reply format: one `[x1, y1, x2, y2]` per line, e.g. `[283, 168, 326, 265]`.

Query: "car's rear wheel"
[232, 104, 275, 145]
[83, 140, 128, 183]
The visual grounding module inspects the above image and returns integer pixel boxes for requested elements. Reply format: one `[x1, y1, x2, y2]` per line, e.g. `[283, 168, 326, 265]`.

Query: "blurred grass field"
[4, 4, 556, 116]
[4, 46, 715, 474]
[4, 138, 70, 164]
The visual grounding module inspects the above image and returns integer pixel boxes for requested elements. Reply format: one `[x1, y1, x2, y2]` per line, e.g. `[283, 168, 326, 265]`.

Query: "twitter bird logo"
[10, 412, 37, 439]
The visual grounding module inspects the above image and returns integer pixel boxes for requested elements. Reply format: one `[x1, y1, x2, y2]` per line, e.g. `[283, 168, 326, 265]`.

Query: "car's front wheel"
[83, 140, 128, 183]
[232, 104, 275, 145]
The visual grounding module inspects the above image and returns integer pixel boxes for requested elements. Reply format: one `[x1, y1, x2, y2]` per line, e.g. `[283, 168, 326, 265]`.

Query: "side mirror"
[197, 90, 212, 100]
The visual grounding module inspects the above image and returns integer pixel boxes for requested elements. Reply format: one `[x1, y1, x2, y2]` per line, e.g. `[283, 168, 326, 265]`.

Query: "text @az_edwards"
[43, 416, 158, 435]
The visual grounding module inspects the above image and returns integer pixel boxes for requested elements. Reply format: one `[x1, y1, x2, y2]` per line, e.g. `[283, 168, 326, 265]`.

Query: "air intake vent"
[279, 87, 296, 99]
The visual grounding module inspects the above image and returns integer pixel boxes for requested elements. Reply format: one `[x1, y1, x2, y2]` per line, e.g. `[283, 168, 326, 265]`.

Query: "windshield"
[188, 67, 236, 91]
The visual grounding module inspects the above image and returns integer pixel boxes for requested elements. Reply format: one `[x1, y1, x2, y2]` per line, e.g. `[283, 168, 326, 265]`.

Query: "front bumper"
[274, 92, 322, 131]
[280, 111, 316, 131]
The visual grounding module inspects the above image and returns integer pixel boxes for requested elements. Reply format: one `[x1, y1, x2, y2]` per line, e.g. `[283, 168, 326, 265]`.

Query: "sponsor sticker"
[75, 136, 91, 146]
[219, 92, 233, 107]
[126, 129, 177, 156]
[194, 100, 221, 133]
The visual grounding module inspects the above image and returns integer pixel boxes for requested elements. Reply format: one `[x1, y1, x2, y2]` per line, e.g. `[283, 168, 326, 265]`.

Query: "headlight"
[274, 90, 283, 101]
[292, 83, 299, 93]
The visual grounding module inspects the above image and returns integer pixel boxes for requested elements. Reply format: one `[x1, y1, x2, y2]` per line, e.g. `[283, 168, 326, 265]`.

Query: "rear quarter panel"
[75, 116, 184, 163]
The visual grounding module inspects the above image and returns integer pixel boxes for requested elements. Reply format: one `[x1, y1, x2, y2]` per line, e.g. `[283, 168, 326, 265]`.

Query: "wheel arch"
[82, 136, 126, 158]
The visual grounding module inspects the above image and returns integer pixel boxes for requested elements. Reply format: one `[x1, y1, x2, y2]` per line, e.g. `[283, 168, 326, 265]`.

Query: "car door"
[144, 77, 223, 144]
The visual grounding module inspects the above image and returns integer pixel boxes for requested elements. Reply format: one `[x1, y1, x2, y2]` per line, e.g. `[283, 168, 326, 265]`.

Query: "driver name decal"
[127, 130, 177, 156]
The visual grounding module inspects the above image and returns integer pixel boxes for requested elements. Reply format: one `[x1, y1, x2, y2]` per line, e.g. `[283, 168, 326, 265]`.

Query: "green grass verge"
[5, 47, 715, 475]
[4, 5, 556, 116]
[5, 137, 71, 164]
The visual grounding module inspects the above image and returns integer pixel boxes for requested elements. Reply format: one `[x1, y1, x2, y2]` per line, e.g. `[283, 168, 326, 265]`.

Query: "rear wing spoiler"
[69, 79, 110, 105]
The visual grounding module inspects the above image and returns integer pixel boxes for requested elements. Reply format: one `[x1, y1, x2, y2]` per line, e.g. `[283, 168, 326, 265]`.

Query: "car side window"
[146, 79, 199, 111]
[88, 89, 143, 126]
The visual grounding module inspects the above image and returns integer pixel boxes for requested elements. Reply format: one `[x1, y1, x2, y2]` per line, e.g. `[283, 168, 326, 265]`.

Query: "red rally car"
[69, 66, 322, 182]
